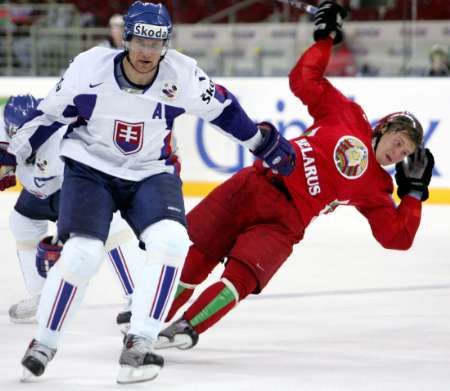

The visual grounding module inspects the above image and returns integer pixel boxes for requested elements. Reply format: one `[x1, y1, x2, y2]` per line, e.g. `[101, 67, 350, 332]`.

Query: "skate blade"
[116, 364, 161, 384]
[154, 335, 193, 350]
[20, 367, 37, 382]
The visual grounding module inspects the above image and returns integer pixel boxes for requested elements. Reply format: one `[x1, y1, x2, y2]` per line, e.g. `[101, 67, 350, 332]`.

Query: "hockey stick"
[275, 0, 318, 15]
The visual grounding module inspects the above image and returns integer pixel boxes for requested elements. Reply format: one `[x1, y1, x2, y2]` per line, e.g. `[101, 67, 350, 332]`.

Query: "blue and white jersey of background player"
[0, 112, 7, 149]
[9, 46, 260, 181]
[0, 108, 64, 199]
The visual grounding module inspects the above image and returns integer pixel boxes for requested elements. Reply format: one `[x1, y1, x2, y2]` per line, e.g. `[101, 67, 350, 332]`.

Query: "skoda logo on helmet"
[133, 23, 169, 40]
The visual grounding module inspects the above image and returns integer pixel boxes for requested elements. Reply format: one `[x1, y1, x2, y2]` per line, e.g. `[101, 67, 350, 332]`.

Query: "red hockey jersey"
[281, 38, 421, 250]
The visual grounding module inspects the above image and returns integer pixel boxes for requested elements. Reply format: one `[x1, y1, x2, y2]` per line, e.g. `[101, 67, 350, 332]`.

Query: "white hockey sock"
[128, 260, 180, 341]
[106, 246, 135, 297]
[105, 213, 146, 298]
[35, 235, 104, 349]
[35, 263, 87, 350]
[16, 241, 46, 296]
[131, 220, 190, 341]
[9, 210, 48, 297]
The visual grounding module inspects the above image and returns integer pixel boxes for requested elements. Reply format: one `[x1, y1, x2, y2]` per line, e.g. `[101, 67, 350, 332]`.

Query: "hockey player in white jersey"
[9, 1, 296, 384]
[0, 95, 142, 324]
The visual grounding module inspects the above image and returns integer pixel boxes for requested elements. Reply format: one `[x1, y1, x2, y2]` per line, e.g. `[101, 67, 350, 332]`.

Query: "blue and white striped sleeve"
[8, 59, 81, 164]
[183, 66, 263, 150]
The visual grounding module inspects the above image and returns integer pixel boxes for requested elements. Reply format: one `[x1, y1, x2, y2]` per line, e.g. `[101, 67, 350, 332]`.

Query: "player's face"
[110, 25, 124, 47]
[376, 131, 416, 166]
[127, 36, 165, 73]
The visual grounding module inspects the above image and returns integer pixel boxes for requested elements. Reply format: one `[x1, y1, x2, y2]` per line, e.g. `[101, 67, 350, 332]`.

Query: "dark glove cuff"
[397, 184, 429, 201]
[252, 122, 278, 158]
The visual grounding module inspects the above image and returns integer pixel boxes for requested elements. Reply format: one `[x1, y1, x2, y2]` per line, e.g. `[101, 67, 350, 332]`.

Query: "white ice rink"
[0, 192, 449, 391]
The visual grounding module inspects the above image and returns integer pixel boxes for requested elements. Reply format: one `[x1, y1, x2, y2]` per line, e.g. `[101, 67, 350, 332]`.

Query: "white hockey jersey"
[9, 47, 261, 181]
[1, 110, 64, 199]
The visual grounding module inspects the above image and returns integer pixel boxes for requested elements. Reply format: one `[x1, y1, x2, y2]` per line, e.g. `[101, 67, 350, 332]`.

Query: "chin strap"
[372, 133, 382, 152]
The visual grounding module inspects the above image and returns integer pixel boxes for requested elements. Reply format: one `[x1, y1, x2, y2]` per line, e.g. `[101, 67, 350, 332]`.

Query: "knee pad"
[140, 219, 190, 267]
[221, 258, 258, 301]
[104, 213, 134, 252]
[58, 235, 105, 285]
[9, 209, 48, 247]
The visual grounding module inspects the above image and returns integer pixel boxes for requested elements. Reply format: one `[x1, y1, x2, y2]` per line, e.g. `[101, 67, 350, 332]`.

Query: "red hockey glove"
[0, 165, 16, 191]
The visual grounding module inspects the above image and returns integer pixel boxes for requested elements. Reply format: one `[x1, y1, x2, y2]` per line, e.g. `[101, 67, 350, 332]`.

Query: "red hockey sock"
[184, 258, 258, 334]
[184, 281, 236, 334]
[181, 245, 220, 284]
[165, 282, 195, 322]
[165, 245, 220, 322]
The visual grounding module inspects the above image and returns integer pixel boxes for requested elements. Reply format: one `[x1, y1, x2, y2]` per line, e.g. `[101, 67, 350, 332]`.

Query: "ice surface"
[0, 193, 449, 390]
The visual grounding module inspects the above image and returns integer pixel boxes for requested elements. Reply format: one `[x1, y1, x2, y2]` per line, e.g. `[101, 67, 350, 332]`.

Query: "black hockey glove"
[395, 147, 434, 201]
[252, 122, 296, 176]
[313, 1, 347, 45]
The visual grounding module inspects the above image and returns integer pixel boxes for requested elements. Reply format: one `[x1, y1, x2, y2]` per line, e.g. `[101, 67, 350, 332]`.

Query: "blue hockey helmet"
[123, 1, 172, 42]
[3, 94, 40, 137]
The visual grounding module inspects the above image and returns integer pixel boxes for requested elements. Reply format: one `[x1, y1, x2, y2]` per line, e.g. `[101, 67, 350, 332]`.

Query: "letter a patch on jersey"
[114, 120, 144, 155]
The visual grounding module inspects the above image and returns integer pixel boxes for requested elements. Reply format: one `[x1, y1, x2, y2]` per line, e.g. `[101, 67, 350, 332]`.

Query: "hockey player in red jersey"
[155, 1, 435, 349]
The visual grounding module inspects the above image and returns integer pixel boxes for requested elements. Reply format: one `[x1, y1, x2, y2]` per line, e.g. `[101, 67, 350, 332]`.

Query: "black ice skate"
[21, 339, 56, 380]
[117, 334, 164, 384]
[155, 318, 199, 350]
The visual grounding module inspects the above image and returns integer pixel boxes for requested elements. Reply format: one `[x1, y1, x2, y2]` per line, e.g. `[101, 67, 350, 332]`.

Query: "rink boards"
[1, 76, 448, 204]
